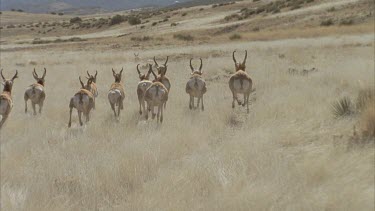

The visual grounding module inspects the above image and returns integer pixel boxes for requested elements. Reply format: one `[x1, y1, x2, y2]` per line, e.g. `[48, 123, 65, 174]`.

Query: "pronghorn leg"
[197, 97, 201, 109]
[139, 99, 143, 115]
[189, 95, 193, 110]
[85, 111, 90, 122]
[160, 104, 164, 123]
[164, 101, 167, 109]
[242, 94, 246, 107]
[201, 96, 204, 111]
[110, 103, 117, 117]
[141, 100, 146, 117]
[24, 94, 29, 113]
[192, 97, 195, 110]
[246, 93, 250, 114]
[232, 92, 236, 109]
[68, 106, 73, 128]
[151, 105, 156, 120]
[0, 115, 8, 129]
[32, 102, 37, 115]
[93, 98, 96, 110]
[78, 111, 83, 126]
[117, 100, 121, 118]
[157, 105, 161, 122]
[39, 102, 44, 114]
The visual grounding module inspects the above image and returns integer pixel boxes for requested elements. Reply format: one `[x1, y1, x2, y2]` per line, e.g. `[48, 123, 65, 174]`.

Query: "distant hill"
[0, 0, 192, 13]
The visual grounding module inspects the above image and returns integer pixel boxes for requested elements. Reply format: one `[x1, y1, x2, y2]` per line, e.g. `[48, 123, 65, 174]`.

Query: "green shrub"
[321, 19, 334, 26]
[110, 15, 125, 25]
[229, 34, 242, 40]
[128, 16, 141, 25]
[70, 17, 82, 24]
[173, 34, 194, 41]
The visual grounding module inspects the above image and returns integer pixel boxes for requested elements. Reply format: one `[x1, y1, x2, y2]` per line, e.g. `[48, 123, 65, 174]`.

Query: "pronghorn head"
[190, 58, 203, 75]
[153, 56, 169, 76]
[137, 64, 151, 81]
[112, 68, 123, 83]
[1, 69, 18, 92]
[149, 64, 161, 83]
[79, 76, 93, 91]
[134, 53, 140, 61]
[233, 50, 247, 72]
[86, 70, 98, 83]
[32, 68, 46, 86]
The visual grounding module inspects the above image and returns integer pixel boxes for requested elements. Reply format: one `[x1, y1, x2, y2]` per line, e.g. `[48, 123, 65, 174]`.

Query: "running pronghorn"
[108, 68, 125, 118]
[0, 69, 18, 129]
[136, 64, 152, 116]
[144, 66, 169, 123]
[24, 68, 46, 115]
[228, 50, 253, 113]
[68, 77, 95, 127]
[86, 70, 98, 108]
[186, 58, 207, 111]
[153, 56, 171, 108]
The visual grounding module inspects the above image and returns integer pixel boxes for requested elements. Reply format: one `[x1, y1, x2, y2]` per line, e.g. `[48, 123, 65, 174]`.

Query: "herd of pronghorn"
[0, 50, 252, 129]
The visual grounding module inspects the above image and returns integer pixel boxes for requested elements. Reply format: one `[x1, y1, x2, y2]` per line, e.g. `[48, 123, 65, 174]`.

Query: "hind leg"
[78, 111, 83, 126]
[138, 99, 143, 115]
[32, 102, 37, 116]
[117, 100, 122, 118]
[242, 94, 246, 107]
[246, 93, 250, 114]
[39, 101, 44, 114]
[68, 105, 73, 128]
[24, 94, 29, 113]
[160, 104, 164, 123]
[231, 91, 236, 109]
[0, 115, 8, 129]
[197, 97, 200, 109]
[110, 103, 117, 117]
[189, 95, 193, 110]
[157, 105, 161, 122]
[201, 96, 204, 111]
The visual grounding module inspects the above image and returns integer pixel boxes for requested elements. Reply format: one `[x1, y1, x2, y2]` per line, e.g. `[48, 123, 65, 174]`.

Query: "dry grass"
[0, 33, 374, 210]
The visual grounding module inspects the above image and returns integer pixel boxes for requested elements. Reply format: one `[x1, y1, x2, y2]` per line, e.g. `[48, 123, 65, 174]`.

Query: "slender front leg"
[139, 99, 142, 115]
[242, 94, 246, 107]
[246, 93, 250, 114]
[110, 103, 117, 117]
[160, 104, 164, 123]
[232, 91, 236, 109]
[197, 97, 200, 109]
[24, 99, 28, 113]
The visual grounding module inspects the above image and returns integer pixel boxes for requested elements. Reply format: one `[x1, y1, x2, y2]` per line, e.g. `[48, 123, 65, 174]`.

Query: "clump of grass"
[332, 97, 354, 118]
[70, 17, 82, 24]
[339, 19, 354, 26]
[321, 19, 334, 26]
[173, 34, 194, 41]
[229, 34, 242, 40]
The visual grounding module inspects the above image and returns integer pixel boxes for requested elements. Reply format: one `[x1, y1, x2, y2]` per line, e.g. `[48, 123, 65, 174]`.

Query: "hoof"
[237, 101, 242, 105]
[68, 123, 71, 128]
[139, 110, 142, 115]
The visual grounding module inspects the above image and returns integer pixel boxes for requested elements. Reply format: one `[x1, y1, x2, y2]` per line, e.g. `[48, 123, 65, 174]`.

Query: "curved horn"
[12, 70, 18, 81]
[189, 58, 194, 72]
[149, 64, 157, 79]
[94, 70, 98, 78]
[136, 64, 141, 75]
[87, 71, 91, 77]
[112, 68, 116, 76]
[33, 68, 38, 80]
[79, 76, 84, 88]
[120, 67, 123, 75]
[153, 56, 159, 66]
[232, 50, 237, 64]
[164, 56, 169, 66]
[199, 58, 203, 72]
[243, 50, 247, 65]
[42, 68, 47, 79]
[0, 69, 5, 80]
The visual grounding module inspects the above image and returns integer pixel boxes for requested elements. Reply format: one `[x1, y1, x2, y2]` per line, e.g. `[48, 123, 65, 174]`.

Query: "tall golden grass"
[0, 34, 374, 210]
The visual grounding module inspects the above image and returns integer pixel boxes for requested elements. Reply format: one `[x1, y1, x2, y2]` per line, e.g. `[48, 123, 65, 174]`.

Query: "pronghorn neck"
[37, 80, 45, 86]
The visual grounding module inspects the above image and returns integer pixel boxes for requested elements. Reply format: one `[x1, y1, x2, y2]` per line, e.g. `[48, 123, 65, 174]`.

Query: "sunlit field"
[0, 32, 374, 210]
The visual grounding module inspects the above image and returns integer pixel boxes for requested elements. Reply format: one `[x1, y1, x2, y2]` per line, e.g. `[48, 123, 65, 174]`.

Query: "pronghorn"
[108, 68, 125, 118]
[24, 68, 46, 115]
[0, 69, 18, 129]
[153, 56, 171, 108]
[186, 58, 207, 111]
[68, 77, 95, 127]
[134, 53, 140, 62]
[136, 64, 152, 116]
[86, 70, 99, 108]
[144, 66, 168, 123]
[228, 50, 253, 113]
